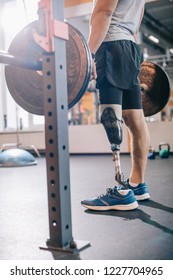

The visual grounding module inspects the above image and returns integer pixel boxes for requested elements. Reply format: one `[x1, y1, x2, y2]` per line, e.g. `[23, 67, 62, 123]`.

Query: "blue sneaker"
[81, 187, 138, 211]
[126, 179, 150, 201]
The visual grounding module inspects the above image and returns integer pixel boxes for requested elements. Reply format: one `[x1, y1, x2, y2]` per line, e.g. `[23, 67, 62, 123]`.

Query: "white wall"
[68, 124, 128, 153]
[68, 123, 173, 153]
[0, 122, 173, 153]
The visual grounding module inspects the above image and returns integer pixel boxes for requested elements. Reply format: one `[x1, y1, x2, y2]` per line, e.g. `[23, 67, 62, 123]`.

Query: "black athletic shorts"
[95, 40, 144, 110]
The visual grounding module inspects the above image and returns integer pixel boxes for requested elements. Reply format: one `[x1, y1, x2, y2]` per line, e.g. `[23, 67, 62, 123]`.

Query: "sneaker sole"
[81, 201, 138, 211]
[135, 193, 150, 201]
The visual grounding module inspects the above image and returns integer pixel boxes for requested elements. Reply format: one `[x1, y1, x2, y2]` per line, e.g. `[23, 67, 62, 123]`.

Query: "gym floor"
[0, 154, 173, 260]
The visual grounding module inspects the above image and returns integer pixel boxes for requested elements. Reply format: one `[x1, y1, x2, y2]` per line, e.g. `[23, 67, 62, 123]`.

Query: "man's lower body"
[81, 40, 150, 211]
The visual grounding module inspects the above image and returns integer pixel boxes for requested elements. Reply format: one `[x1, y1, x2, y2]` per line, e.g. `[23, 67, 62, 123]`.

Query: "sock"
[118, 189, 130, 195]
[129, 181, 138, 187]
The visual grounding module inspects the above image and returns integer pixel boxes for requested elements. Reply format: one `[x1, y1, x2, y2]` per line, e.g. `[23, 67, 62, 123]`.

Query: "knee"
[123, 110, 150, 142]
[123, 114, 130, 128]
[123, 110, 145, 130]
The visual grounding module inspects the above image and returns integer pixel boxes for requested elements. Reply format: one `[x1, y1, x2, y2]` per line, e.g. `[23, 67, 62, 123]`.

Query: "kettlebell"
[159, 143, 170, 158]
[148, 146, 156, 159]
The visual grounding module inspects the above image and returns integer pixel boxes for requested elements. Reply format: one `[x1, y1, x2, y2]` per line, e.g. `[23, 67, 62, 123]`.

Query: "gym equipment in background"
[159, 143, 170, 158]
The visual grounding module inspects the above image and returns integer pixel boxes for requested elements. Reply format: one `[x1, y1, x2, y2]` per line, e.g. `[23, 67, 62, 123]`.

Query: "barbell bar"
[0, 50, 42, 71]
[1, 21, 171, 117]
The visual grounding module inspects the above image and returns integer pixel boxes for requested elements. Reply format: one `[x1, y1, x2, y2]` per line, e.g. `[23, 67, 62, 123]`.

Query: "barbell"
[1, 21, 171, 117]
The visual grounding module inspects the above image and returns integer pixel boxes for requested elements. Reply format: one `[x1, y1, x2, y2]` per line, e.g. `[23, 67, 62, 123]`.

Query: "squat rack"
[35, 0, 90, 253]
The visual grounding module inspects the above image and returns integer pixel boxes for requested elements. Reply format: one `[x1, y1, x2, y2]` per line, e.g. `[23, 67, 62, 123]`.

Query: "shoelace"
[97, 188, 113, 198]
[98, 185, 126, 198]
[106, 188, 114, 195]
[98, 187, 121, 198]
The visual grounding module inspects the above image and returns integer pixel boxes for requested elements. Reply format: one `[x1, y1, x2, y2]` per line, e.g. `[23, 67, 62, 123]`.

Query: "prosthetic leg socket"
[100, 106, 127, 188]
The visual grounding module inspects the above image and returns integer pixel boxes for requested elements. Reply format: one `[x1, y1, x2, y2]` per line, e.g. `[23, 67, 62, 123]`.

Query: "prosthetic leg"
[100, 105, 128, 188]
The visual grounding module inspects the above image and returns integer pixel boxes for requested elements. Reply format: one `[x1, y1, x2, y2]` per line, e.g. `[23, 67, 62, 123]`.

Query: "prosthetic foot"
[100, 105, 128, 188]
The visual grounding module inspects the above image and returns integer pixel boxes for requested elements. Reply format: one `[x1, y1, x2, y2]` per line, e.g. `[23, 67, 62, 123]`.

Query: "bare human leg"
[123, 109, 150, 184]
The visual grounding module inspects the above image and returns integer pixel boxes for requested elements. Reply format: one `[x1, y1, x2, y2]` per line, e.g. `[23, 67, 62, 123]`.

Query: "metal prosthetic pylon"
[111, 144, 128, 189]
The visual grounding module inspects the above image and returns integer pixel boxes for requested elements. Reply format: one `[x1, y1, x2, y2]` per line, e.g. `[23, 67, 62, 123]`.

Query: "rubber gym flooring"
[0, 154, 173, 260]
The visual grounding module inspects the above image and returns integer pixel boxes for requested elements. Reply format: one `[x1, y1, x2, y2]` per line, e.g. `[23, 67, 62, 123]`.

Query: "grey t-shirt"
[104, 0, 145, 42]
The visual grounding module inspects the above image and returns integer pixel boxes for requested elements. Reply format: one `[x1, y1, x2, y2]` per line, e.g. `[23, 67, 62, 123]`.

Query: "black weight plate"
[139, 61, 171, 117]
[5, 21, 92, 115]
